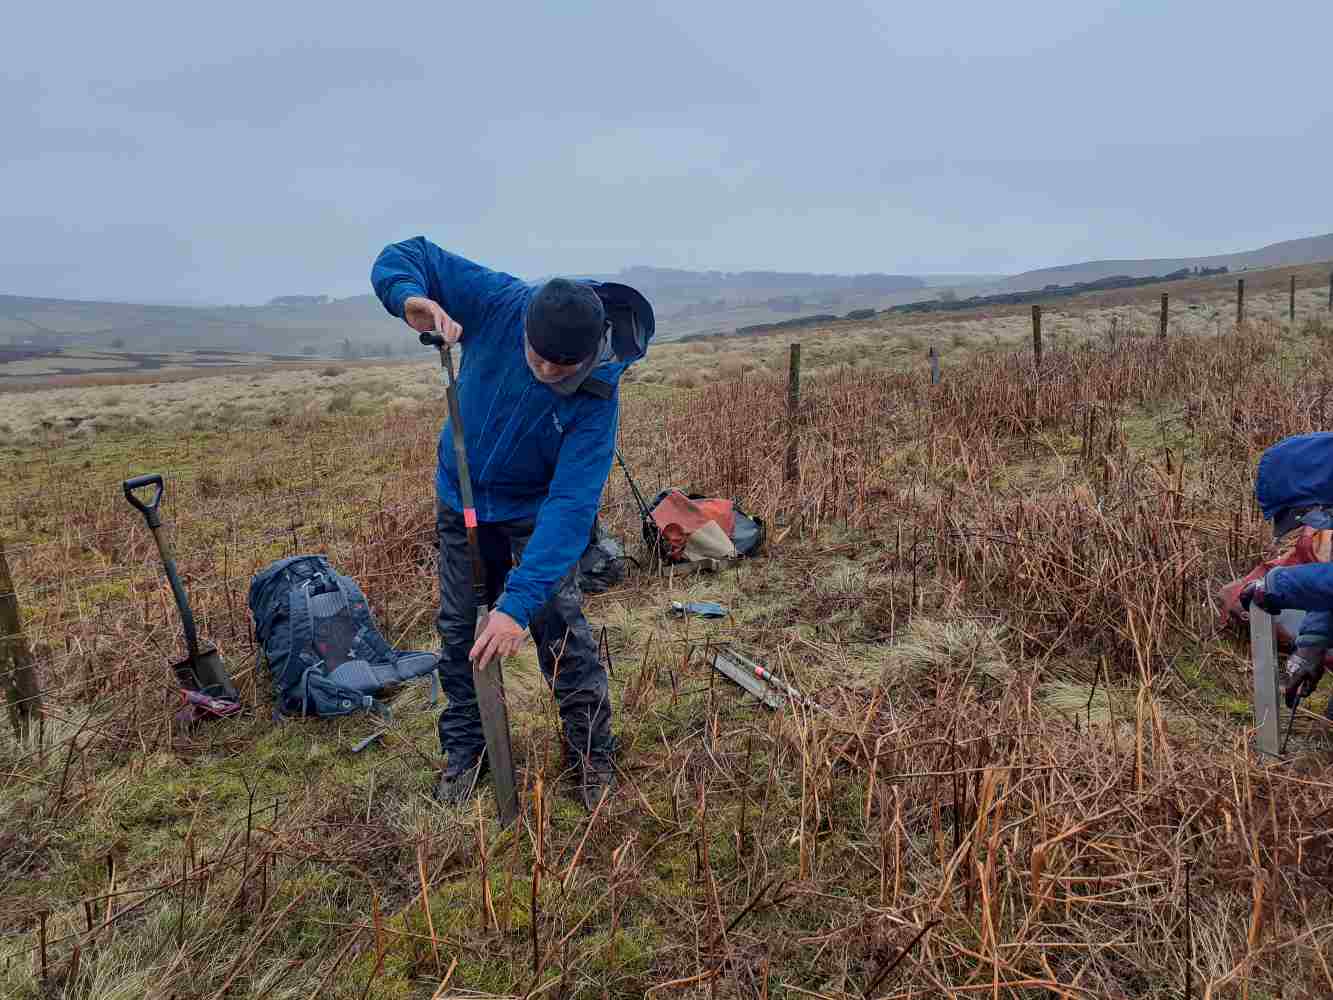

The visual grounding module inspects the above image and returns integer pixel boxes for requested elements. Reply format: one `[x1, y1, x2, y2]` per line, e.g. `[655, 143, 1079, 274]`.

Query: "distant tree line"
[269, 294, 331, 307]
[887, 266, 1231, 316]
[680, 264, 1235, 341]
[615, 265, 926, 295]
[337, 337, 401, 359]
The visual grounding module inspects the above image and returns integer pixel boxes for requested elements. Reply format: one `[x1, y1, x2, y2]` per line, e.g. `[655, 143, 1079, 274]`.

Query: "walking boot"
[578, 752, 616, 811]
[433, 752, 488, 806]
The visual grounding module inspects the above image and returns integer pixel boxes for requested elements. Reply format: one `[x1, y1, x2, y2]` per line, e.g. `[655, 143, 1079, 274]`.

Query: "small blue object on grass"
[670, 601, 728, 619]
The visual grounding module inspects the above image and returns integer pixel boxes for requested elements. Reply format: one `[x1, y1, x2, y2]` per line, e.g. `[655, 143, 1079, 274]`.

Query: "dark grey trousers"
[434, 502, 612, 762]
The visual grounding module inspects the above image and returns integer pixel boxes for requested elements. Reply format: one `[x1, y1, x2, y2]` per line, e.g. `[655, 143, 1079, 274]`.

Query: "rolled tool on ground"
[710, 648, 783, 709]
[709, 645, 824, 713]
[670, 600, 728, 619]
[420, 330, 519, 828]
[123, 473, 240, 707]
[177, 689, 243, 726]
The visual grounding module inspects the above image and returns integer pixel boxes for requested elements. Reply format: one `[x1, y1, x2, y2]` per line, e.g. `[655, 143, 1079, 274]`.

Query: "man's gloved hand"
[1283, 651, 1325, 709]
[1238, 579, 1280, 615]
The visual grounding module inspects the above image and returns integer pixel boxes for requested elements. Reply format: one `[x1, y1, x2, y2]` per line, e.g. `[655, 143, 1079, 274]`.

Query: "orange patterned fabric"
[650, 490, 736, 561]
[1218, 525, 1333, 650]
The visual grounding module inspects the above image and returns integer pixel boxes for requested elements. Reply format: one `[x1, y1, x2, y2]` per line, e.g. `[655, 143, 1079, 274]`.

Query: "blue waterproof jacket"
[371, 237, 653, 629]
[1252, 433, 1333, 656]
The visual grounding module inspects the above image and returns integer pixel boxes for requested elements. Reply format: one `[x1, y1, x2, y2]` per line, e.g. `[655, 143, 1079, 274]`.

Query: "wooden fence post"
[1031, 305, 1042, 367]
[1, 538, 41, 742]
[1159, 293, 1168, 339]
[785, 343, 801, 483]
[1290, 274, 1296, 323]
[928, 345, 940, 384]
[1328, 272, 1332, 312]
[1237, 278, 1245, 326]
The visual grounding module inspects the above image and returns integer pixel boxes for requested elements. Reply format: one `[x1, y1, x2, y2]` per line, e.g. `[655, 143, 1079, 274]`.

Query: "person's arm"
[1295, 609, 1331, 659]
[370, 236, 524, 338]
[1279, 528, 1333, 657]
[1245, 565, 1333, 705]
[1257, 562, 1333, 613]
[468, 401, 617, 668]
[497, 402, 617, 629]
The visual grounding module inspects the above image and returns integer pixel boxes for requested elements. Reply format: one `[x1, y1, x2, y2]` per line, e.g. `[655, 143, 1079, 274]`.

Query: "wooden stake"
[1184, 857, 1195, 1000]
[1237, 277, 1245, 326]
[1159, 292, 1168, 339]
[531, 775, 544, 974]
[893, 787, 903, 905]
[878, 781, 889, 906]
[104, 854, 116, 928]
[36, 911, 48, 981]
[1031, 305, 1043, 367]
[0, 536, 41, 742]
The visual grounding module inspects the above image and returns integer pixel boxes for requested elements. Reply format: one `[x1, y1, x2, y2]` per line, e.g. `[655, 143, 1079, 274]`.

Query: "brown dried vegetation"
[4, 307, 1333, 997]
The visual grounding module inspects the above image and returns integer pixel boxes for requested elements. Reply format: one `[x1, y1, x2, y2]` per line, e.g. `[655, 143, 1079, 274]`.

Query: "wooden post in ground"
[1328, 272, 1332, 312]
[0, 538, 41, 742]
[1031, 305, 1042, 367]
[1237, 278, 1245, 326]
[1290, 274, 1297, 323]
[1159, 293, 1168, 339]
[785, 343, 801, 483]
[928, 345, 940, 384]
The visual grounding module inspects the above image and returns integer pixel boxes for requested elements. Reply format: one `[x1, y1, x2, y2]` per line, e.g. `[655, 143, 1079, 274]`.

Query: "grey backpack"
[247, 555, 438, 719]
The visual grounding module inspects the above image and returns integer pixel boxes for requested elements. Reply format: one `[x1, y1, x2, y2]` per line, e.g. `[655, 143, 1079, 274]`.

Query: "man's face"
[525, 341, 585, 384]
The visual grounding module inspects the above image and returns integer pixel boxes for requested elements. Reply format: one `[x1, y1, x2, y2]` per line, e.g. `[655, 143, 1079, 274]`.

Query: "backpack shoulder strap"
[287, 581, 318, 673]
[332, 572, 398, 661]
[579, 376, 613, 400]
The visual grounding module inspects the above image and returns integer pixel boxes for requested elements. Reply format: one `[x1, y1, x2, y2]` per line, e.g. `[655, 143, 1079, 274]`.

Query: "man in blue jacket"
[371, 236, 652, 808]
[1238, 432, 1333, 714]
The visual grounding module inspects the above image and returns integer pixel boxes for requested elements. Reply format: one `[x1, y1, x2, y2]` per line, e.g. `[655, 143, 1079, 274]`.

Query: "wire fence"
[0, 322, 1304, 768]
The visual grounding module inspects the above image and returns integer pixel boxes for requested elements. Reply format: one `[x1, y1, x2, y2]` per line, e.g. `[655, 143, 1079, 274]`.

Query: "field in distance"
[2, 260, 1329, 452]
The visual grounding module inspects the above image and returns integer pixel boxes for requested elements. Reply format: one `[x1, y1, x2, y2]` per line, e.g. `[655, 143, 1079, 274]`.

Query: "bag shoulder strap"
[286, 582, 318, 677]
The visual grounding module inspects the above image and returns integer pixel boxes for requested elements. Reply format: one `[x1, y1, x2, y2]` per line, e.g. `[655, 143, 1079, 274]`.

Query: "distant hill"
[604, 265, 924, 296]
[0, 267, 943, 353]
[580, 266, 934, 338]
[1000, 232, 1333, 292]
[0, 293, 405, 358]
[5, 231, 1330, 359]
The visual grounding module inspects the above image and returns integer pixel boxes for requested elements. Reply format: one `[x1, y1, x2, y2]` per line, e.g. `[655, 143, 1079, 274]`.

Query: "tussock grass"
[6, 289, 1333, 996]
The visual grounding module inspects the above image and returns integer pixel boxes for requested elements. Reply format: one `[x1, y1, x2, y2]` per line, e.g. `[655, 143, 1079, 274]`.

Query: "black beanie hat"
[525, 279, 606, 365]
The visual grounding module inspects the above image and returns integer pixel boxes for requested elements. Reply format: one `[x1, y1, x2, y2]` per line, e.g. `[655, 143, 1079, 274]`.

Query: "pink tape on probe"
[463, 508, 478, 528]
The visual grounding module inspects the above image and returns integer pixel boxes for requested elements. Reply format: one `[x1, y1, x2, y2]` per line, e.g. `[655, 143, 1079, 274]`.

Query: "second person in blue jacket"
[371, 236, 653, 809]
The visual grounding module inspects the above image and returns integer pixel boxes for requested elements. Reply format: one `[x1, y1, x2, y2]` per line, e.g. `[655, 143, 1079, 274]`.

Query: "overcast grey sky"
[4, 1, 1330, 303]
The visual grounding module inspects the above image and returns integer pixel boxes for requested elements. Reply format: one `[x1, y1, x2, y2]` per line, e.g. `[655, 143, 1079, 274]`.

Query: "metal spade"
[123, 473, 238, 701]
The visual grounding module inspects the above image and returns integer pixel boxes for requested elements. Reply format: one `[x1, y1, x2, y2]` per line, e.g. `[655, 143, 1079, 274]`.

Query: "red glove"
[1239, 579, 1279, 615]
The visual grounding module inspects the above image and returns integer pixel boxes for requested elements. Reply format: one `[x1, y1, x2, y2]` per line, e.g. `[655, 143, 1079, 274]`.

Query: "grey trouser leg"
[435, 502, 612, 759]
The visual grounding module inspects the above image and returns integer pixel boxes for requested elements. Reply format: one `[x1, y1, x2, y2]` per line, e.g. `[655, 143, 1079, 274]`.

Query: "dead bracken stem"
[8, 304, 1333, 995]
[416, 840, 440, 975]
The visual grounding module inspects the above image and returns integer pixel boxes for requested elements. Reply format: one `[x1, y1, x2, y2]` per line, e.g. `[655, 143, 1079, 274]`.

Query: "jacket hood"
[1255, 432, 1333, 520]
[579, 281, 654, 390]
